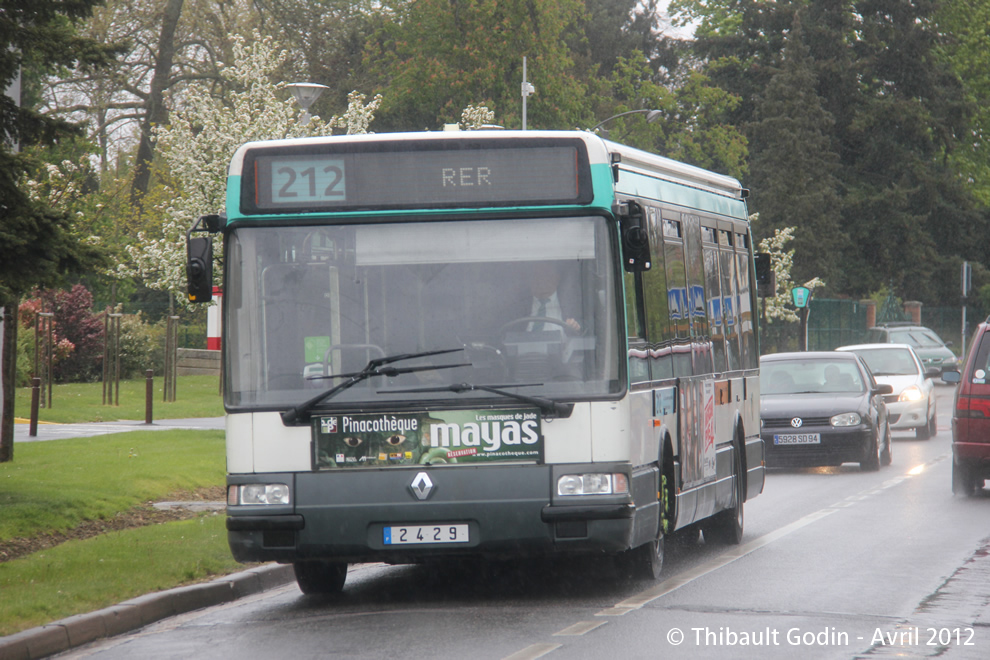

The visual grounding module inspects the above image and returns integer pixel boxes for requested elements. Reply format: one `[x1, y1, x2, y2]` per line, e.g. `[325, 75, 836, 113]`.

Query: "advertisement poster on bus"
[313, 409, 543, 469]
[703, 379, 716, 478]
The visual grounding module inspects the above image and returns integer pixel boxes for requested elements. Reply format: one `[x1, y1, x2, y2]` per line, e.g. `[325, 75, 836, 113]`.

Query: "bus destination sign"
[243, 140, 590, 213]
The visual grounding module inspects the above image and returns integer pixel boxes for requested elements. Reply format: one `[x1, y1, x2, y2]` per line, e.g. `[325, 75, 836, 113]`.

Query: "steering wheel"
[499, 316, 572, 336]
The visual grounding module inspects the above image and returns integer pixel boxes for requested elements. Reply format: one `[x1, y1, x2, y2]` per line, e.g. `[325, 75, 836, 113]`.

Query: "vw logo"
[790, 418, 804, 428]
[409, 472, 434, 501]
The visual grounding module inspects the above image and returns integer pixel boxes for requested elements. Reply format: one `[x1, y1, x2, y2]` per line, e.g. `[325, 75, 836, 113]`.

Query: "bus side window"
[662, 213, 692, 378]
[720, 230, 741, 371]
[644, 206, 672, 380]
[702, 238, 726, 373]
[683, 213, 713, 376]
[624, 270, 650, 384]
[736, 233, 758, 369]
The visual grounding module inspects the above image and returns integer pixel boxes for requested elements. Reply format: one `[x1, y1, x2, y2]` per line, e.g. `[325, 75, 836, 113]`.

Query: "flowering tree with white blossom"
[459, 105, 496, 130]
[329, 91, 383, 135]
[123, 32, 381, 299]
[757, 223, 825, 323]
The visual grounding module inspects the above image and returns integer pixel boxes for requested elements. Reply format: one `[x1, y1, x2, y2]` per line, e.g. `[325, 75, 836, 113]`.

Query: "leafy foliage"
[746, 14, 846, 290]
[0, 0, 119, 304]
[124, 32, 339, 296]
[673, 0, 988, 302]
[364, 0, 591, 130]
[19, 285, 105, 382]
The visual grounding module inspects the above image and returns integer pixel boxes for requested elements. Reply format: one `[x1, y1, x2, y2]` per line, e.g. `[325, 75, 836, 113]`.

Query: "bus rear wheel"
[702, 443, 744, 545]
[293, 560, 348, 595]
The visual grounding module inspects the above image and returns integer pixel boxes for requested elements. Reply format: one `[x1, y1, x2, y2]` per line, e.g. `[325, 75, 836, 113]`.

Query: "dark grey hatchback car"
[760, 351, 894, 471]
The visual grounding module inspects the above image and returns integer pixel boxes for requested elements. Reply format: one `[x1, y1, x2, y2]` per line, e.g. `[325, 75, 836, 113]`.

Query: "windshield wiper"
[383, 382, 574, 419]
[280, 348, 469, 425]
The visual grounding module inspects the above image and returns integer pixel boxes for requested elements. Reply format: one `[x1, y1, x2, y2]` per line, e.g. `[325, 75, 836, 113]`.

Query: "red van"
[947, 317, 990, 494]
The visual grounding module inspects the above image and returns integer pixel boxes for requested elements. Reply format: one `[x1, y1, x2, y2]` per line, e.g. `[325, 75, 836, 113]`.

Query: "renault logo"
[791, 418, 804, 428]
[409, 472, 434, 501]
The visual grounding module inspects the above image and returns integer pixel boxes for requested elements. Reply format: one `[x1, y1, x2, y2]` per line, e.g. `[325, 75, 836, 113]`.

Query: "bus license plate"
[774, 433, 821, 445]
[384, 524, 469, 545]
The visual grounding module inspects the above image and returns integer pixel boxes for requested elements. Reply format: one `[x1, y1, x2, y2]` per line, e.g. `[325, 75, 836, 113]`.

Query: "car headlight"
[830, 412, 861, 427]
[899, 386, 923, 402]
[557, 473, 629, 496]
[228, 483, 290, 506]
[943, 356, 959, 367]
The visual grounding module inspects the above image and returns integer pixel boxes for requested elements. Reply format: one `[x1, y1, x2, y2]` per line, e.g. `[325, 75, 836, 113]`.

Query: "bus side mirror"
[616, 201, 651, 272]
[754, 252, 775, 297]
[187, 236, 213, 303]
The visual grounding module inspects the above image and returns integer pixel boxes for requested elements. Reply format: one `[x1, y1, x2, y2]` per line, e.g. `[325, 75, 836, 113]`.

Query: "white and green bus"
[186, 130, 765, 594]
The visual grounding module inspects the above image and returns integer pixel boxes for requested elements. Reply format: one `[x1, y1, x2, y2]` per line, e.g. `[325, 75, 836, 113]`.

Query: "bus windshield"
[224, 216, 621, 410]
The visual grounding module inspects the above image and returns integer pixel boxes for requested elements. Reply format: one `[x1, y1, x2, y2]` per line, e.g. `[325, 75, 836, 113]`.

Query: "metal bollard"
[145, 369, 154, 425]
[29, 378, 40, 437]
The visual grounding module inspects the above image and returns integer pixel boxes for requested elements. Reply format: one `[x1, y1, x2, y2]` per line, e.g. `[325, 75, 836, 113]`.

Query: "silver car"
[864, 324, 959, 381]
[836, 343, 938, 439]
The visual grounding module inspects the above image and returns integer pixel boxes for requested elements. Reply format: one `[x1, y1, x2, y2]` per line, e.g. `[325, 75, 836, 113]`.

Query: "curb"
[0, 563, 295, 660]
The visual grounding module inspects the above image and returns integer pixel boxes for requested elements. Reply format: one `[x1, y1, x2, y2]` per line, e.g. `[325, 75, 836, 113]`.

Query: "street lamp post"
[591, 109, 662, 138]
[287, 82, 329, 126]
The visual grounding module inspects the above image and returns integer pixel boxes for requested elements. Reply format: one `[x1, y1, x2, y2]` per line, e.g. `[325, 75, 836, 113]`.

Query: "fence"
[797, 298, 975, 355]
[807, 298, 869, 351]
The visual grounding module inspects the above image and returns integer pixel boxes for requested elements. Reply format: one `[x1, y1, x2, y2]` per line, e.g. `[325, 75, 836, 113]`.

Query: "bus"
[186, 130, 765, 594]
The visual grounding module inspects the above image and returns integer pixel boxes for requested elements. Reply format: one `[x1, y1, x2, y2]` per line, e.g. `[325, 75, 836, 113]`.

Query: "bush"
[17, 285, 177, 383]
[19, 285, 105, 383]
[117, 312, 165, 378]
[53, 285, 105, 382]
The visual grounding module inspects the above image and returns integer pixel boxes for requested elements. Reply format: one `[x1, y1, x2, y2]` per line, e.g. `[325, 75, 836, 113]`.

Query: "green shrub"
[118, 312, 166, 378]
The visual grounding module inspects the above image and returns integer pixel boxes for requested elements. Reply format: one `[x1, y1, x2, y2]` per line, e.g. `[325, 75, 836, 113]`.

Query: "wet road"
[61, 386, 989, 660]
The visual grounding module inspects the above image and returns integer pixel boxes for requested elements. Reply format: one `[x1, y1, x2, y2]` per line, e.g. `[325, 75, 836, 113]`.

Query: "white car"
[836, 343, 938, 439]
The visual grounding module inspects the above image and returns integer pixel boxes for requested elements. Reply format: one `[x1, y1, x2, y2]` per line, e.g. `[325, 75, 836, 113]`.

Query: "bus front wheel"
[618, 535, 664, 580]
[293, 560, 348, 595]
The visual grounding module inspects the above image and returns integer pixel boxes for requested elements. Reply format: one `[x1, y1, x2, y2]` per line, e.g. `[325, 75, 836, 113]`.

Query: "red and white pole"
[207, 287, 222, 351]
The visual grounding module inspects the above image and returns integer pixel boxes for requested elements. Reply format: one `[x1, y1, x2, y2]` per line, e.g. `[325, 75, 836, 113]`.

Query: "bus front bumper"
[226, 463, 646, 564]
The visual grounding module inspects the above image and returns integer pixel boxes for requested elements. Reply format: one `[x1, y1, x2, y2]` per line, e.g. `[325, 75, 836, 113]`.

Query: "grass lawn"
[13, 374, 223, 423]
[0, 515, 241, 637]
[0, 411, 248, 636]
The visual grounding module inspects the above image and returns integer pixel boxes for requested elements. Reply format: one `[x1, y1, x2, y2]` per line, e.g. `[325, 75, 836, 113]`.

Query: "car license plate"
[774, 433, 821, 445]
[383, 524, 469, 545]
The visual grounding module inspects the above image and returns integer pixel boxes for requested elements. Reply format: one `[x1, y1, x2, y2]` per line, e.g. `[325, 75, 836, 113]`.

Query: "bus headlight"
[228, 484, 290, 506]
[557, 473, 629, 496]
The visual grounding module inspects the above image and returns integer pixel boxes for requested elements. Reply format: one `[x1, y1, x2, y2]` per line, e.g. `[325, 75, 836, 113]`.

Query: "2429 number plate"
[383, 524, 469, 545]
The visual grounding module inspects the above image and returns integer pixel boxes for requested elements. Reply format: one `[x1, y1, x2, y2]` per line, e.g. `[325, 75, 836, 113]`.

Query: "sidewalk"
[13, 416, 225, 443]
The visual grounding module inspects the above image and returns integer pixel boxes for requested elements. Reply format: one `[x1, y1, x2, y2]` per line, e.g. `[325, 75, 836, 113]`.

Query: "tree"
[1, 0, 120, 461]
[671, 0, 985, 303]
[595, 54, 748, 178]
[130, 0, 185, 204]
[41, 0, 260, 180]
[747, 13, 847, 290]
[757, 225, 825, 352]
[252, 0, 383, 116]
[125, 33, 375, 299]
[937, 0, 990, 207]
[365, 0, 590, 131]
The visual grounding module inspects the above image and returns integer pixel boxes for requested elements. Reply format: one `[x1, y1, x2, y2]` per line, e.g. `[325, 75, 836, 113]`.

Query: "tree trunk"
[130, 0, 185, 206]
[1, 302, 19, 463]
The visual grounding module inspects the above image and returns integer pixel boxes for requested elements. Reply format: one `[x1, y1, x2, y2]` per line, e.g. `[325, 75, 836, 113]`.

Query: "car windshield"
[889, 329, 944, 349]
[224, 216, 622, 410]
[849, 348, 920, 376]
[760, 359, 865, 395]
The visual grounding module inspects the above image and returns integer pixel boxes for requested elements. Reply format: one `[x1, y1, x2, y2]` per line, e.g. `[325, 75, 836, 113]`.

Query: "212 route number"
[272, 159, 345, 202]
